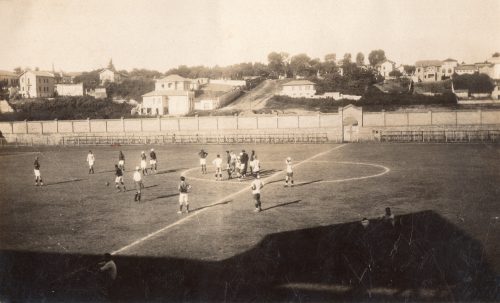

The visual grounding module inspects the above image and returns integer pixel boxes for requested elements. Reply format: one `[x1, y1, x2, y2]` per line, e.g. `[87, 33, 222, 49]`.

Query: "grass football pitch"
[0, 143, 499, 302]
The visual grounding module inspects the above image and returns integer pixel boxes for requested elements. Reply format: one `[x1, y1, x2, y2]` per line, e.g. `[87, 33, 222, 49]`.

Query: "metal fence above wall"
[0, 133, 332, 147]
[380, 130, 500, 143]
[60, 133, 331, 145]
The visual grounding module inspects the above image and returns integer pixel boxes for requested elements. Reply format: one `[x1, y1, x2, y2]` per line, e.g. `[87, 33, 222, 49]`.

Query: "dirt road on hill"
[222, 79, 280, 113]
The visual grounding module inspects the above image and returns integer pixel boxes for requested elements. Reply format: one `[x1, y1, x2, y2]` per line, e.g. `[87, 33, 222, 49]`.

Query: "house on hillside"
[279, 80, 316, 98]
[99, 68, 127, 84]
[441, 58, 458, 79]
[486, 56, 500, 80]
[19, 70, 55, 98]
[0, 70, 20, 87]
[155, 74, 194, 91]
[375, 60, 395, 77]
[55, 71, 82, 84]
[140, 90, 194, 116]
[87, 87, 107, 99]
[194, 83, 241, 110]
[414, 60, 444, 82]
[454, 64, 477, 75]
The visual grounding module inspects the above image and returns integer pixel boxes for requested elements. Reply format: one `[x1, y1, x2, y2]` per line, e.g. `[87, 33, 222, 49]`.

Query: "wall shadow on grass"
[1, 210, 498, 302]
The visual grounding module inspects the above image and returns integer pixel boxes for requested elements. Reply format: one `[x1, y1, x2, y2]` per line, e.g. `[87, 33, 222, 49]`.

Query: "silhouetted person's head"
[104, 253, 112, 261]
[361, 218, 369, 228]
[385, 207, 391, 216]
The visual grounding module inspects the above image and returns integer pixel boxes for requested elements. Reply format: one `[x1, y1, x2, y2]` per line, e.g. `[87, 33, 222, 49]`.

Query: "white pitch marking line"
[111, 144, 346, 255]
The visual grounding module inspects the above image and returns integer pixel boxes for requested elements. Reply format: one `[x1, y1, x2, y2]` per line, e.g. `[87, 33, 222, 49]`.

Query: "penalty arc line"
[111, 144, 346, 255]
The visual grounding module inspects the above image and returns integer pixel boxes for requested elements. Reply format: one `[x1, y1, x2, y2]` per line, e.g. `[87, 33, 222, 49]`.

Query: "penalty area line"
[111, 144, 346, 255]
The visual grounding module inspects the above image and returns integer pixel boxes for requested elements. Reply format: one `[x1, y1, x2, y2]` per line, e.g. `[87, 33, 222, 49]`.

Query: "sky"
[1, 0, 499, 72]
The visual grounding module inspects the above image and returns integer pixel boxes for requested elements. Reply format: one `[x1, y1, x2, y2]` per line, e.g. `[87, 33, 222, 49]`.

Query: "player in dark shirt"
[198, 149, 208, 174]
[149, 148, 157, 173]
[118, 151, 125, 171]
[114, 164, 126, 191]
[240, 150, 249, 177]
[34, 156, 44, 186]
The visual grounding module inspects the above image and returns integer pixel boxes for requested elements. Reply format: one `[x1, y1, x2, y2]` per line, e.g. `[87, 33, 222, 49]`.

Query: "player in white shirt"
[251, 174, 264, 212]
[86, 150, 95, 174]
[285, 157, 294, 187]
[252, 156, 260, 177]
[212, 154, 223, 181]
[133, 166, 143, 202]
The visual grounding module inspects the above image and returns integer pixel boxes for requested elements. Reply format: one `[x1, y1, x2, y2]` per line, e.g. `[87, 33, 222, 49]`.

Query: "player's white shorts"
[88, 161, 94, 166]
[249, 161, 254, 168]
[34, 169, 41, 177]
[200, 158, 206, 165]
[149, 159, 156, 165]
[239, 163, 245, 170]
[179, 193, 189, 204]
[140, 160, 147, 169]
[118, 160, 124, 166]
[115, 176, 123, 183]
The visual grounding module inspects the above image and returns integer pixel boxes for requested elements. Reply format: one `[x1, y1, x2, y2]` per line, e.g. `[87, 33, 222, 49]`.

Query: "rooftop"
[415, 60, 443, 67]
[455, 64, 477, 71]
[0, 70, 18, 77]
[142, 90, 191, 97]
[443, 58, 458, 62]
[282, 80, 315, 86]
[158, 74, 190, 82]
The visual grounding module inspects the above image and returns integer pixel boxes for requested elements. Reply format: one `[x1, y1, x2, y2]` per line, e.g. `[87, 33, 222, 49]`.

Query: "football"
[106, 181, 110, 186]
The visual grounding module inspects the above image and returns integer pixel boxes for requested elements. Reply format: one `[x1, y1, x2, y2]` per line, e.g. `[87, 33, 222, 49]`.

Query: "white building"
[55, 83, 84, 96]
[99, 68, 126, 84]
[441, 58, 458, 79]
[155, 74, 193, 91]
[279, 80, 316, 98]
[19, 71, 55, 98]
[484, 56, 500, 80]
[454, 64, 477, 75]
[0, 70, 19, 87]
[375, 60, 395, 77]
[141, 90, 194, 116]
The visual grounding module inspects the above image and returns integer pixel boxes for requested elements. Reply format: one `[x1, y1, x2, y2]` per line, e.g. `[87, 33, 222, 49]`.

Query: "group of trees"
[3, 96, 133, 121]
[452, 73, 495, 94]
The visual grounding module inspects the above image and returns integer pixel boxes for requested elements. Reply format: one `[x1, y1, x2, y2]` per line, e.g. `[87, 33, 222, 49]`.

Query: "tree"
[289, 53, 312, 77]
[73, 70, 100, 89]
[368, 49, 387, 66]
[13, 67, 22, 75]
[356, 52, 365, 66]
[342, 53, 352, 66]
[389, 70, 403, 78]
[452, 73, 494, 93]
[403, 65, 416, 75]
[492, 52, 500, 58]
[267, 52, 284, 77]
[324, 53, 336, 63]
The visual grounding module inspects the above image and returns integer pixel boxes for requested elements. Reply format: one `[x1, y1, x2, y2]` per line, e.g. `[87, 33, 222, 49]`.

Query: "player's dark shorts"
[135, 181, 143, 191]
[287, 172, 293, 177]
[253, 193, 261, 201]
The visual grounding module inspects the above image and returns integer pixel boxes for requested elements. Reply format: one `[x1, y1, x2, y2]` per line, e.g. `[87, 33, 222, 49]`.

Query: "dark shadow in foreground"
[0, 210, 498, 302]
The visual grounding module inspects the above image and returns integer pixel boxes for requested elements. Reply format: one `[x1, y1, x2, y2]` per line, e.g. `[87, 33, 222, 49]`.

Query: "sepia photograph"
[1, 0, 500, 301]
